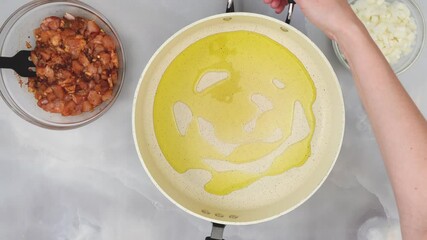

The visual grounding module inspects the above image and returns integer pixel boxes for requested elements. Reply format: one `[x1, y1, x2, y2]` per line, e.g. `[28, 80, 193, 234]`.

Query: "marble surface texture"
[1, 0, 426, 239]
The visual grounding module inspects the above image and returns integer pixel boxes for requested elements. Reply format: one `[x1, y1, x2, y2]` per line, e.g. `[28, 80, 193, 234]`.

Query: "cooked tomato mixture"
[28, 15, 119, 116]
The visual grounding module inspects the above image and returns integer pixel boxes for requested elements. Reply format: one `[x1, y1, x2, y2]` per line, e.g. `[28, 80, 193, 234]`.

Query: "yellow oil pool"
[154, 30, 316, 195]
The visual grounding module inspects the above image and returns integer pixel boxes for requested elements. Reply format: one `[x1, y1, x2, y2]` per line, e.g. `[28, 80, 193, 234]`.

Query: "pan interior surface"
[133, 13, 344, 224]
[154, 30, 317, 196]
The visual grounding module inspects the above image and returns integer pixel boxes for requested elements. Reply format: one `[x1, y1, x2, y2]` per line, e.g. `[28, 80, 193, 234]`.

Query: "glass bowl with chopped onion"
[332, 0, 425, 75]
[0, 0, 125, 129]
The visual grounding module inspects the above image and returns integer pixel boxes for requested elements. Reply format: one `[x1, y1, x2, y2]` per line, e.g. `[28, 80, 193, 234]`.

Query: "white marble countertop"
[1, 0, 426, 239]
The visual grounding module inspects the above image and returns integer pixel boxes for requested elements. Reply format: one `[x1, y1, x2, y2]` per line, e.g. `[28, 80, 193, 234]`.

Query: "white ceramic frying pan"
[133, 1, 345, 239]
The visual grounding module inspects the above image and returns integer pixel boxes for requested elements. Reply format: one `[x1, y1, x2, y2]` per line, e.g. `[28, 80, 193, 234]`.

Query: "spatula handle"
[0, 57, 13, 69]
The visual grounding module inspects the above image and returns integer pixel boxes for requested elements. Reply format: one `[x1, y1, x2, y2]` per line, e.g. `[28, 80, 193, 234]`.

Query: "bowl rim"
[0, 0, 126, 130]
[332, 0, 425, 75]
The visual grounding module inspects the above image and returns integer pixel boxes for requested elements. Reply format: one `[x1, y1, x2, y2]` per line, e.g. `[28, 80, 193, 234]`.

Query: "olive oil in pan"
[154, 30, 316, 195]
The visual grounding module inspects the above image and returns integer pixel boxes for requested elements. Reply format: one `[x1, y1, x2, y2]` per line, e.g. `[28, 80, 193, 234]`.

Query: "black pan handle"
[286, 0, 296, 24]
[226, 0, 235, 13]
[226, 0, 295, 24]
[205, 223, 226, 240]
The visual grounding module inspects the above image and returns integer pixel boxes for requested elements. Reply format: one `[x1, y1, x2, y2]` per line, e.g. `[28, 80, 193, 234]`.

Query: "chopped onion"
[64, 13, 75, 21]
[351, 0, 417, 64]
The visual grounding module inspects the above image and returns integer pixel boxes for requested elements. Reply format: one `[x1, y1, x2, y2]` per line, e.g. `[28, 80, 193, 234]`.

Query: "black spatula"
[0, 50, 36, 78]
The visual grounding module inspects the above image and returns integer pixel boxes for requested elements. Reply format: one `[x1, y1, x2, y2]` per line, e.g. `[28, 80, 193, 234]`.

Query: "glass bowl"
[332, 0, 425, 75]
[0, 0, 125, 129]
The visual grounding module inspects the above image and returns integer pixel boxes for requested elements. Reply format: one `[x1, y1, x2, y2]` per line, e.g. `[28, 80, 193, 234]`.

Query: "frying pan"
[133, 1, 345, 239]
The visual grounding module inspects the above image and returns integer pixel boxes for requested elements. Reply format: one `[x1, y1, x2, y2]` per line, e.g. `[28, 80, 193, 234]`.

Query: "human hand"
[295, 0, 361, 41]
[263, 0, 288, 14]
[263, 0, 362, 41]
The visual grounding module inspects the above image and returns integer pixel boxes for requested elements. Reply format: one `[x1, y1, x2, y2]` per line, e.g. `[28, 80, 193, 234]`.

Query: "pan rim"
[132, 12, 345, 225]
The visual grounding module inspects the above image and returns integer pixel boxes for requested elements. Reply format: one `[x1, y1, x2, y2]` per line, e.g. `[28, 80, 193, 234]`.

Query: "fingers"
[264, 0, 288, 14]
[275, 0, 287, 13]
[271, 0, 281, 8]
